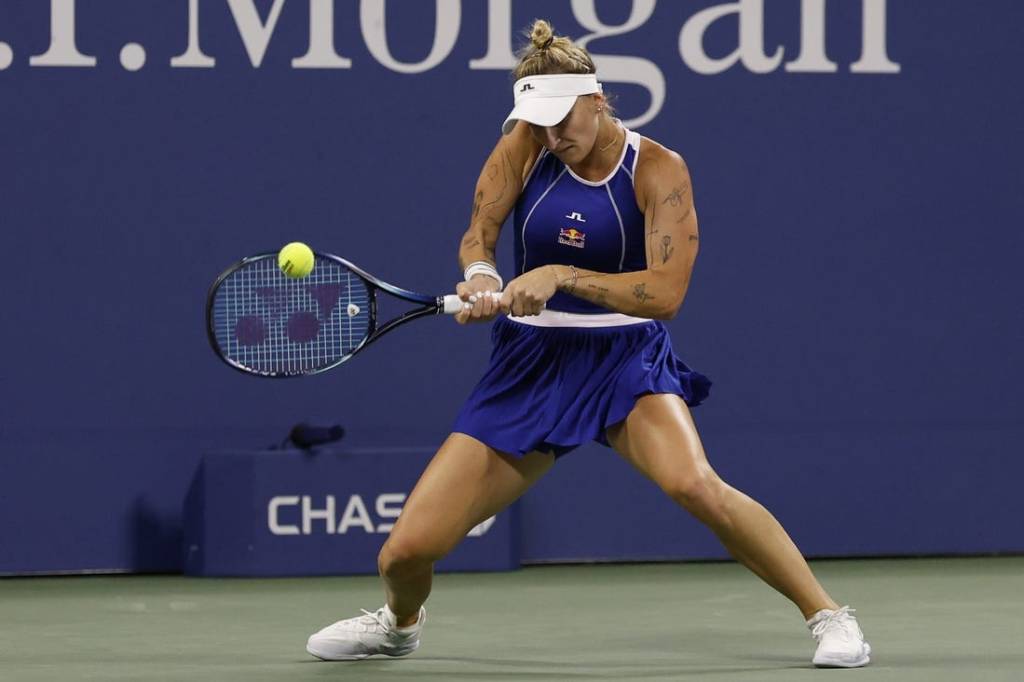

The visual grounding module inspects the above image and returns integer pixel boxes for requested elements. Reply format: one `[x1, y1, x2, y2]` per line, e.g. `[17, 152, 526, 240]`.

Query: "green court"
[3, 557, 1022, 681]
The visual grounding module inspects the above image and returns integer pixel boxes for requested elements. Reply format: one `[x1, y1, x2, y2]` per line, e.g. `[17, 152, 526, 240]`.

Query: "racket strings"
[211, 256, 372, 375]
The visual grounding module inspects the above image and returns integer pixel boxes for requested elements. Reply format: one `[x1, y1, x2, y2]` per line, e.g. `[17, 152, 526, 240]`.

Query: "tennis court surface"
[4, 557, 1022, 681]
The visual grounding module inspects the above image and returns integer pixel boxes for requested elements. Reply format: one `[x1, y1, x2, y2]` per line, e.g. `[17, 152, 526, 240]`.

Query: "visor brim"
[501, 96, 578, 135]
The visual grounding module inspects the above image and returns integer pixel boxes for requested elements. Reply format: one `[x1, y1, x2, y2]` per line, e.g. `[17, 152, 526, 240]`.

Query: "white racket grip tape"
[443, 294, 467, 314]
[443, 292, 504, 314]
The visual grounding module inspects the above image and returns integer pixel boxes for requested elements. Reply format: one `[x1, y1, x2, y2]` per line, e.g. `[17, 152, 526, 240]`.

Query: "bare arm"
[549, 141, 699, 319]
[453, 124, 540, 323]
[458, 123, 540, 274]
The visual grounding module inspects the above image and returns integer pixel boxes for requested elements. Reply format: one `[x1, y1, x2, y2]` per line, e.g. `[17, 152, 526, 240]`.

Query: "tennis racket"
[206, 252, 466, 377]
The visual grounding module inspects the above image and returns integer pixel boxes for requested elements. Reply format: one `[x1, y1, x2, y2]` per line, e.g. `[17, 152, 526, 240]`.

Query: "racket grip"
[441, 293, 545, 315]
[442, 294, 467, 315]
[443, 292, 504, 314]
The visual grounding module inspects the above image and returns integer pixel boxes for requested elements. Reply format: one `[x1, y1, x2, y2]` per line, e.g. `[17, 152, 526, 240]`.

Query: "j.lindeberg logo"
[566, 211, 586, 222]
[519, 83, 535, 92]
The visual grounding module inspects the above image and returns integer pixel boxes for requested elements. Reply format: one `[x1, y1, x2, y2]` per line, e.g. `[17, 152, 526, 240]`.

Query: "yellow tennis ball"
[278, 242, 315, 278]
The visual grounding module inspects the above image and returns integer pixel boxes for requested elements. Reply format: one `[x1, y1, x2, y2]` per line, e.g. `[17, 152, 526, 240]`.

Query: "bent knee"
[663, 467, 730, 523]
[378, 535, 444, 578]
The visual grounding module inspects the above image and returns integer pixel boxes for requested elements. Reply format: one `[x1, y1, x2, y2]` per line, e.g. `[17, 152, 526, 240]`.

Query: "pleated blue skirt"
[452, 315, 712, 458]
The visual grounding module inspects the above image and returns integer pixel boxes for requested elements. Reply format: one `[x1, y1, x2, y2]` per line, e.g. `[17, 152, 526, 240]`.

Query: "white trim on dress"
[508, 309, 651, 328]
[564, 123, 630, 187]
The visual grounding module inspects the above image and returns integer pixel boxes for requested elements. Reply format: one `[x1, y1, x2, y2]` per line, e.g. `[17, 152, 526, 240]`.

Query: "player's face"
[528, 95, 602, 165]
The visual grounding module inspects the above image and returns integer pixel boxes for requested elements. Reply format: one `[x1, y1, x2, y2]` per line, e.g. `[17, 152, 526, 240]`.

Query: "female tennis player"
[307, 20, 871, 668]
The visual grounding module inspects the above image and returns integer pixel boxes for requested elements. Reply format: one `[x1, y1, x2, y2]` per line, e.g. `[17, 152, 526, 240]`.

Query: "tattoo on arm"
[461, 232, 488, 257]
[572, 272, 610, 305]
[583, 282, 610, 305]
[688, 233, 699, 243]
[468, 152, 518, 260]
[645, 204, 659, 265]
[660, 236, 674, 264]
[633, 283, 655, 303]
[478, 150, 515, 216]
[662, 180, 690, 208]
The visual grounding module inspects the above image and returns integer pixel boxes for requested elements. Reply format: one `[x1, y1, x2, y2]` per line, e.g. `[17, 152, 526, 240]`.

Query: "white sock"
[384, 604, 420, 633]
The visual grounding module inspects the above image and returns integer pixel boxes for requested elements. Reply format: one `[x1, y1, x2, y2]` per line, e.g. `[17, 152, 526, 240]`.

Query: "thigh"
[605, 393, 715, 491]
[388, 433, 554, 557]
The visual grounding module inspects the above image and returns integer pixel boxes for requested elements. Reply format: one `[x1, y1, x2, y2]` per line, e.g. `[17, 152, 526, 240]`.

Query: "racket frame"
[205, 252, 450, 378]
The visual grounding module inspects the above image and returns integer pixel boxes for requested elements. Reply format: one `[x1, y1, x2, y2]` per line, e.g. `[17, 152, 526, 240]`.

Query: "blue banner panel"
[519, 433, 1024, 563]
[1, 1, 1022, 573]
[183, 449, 517, 577]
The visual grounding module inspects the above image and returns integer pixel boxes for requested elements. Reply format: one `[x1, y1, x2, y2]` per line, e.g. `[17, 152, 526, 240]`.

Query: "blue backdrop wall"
[1, 1, 1022, 574]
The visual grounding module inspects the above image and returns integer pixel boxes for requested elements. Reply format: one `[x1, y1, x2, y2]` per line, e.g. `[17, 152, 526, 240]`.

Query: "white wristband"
[463, 261, 503, 291]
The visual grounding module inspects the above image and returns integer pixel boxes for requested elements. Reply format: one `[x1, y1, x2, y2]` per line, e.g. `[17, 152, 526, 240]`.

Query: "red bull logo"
[558, 227, 586, 249]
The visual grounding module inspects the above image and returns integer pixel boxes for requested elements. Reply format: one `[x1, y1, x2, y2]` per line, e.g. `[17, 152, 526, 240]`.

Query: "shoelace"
[357, 607, 391, 633]
[811, 606, 857, 639]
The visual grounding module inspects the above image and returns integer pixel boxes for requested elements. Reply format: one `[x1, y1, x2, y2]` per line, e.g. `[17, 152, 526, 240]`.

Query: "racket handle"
[442, 294, 467, 315]
[441, 292, 505, 314]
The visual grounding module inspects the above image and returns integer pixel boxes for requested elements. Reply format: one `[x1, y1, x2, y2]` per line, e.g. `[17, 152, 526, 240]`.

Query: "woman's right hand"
[454, 275, 503, 324]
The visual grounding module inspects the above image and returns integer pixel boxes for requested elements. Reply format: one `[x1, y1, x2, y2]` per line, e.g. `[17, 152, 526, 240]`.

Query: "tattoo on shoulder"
[633, 283, 655, 303]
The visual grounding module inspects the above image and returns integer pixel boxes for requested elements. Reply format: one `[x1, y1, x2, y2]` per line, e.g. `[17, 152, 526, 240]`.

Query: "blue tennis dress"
[453, 127, 711, 457]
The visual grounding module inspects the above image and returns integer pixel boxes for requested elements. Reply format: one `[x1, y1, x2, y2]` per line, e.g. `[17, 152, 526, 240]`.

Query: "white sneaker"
[807, 605, 871, 668]
[306, 604, 426, 661]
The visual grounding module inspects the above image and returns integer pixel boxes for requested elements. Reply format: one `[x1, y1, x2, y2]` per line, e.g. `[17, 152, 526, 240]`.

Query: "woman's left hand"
[499, 265, 561, 316]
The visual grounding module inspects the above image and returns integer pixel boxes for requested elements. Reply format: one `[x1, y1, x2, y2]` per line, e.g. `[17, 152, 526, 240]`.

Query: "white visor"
[501, 74, 602, 135]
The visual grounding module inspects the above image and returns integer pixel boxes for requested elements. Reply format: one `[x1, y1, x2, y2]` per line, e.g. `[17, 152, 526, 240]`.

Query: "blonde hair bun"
[530, 19, 554, 50]
[514, 19, 596, 80]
